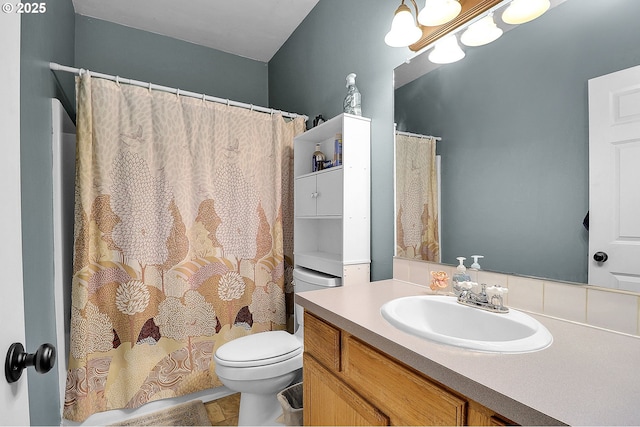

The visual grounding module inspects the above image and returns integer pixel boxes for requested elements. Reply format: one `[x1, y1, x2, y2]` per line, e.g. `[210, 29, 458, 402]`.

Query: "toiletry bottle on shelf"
[312, 143, 325, 172]
[452, 257, 471, 295]
[470, 255, 484, 270]
[343, 73, 362, 116]
[334, 133, 342, 166]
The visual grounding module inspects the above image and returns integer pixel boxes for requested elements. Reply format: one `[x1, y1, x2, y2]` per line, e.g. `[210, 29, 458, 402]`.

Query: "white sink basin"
[381, 295, 552, 353]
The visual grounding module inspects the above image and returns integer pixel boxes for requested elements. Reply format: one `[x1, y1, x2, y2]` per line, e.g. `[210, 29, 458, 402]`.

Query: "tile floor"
[204, 393, 241, 426]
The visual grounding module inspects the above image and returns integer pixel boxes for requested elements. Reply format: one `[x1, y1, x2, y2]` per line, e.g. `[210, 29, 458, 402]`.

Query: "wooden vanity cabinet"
[303, 311, 515, 426]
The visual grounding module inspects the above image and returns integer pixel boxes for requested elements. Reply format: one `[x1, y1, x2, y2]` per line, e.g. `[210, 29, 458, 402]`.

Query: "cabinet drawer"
[304, 312, 341, 372]
[343, 336, 466, 426]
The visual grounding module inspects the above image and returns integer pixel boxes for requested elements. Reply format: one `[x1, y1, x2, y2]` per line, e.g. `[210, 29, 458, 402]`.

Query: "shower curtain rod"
[49, 62, 309, 121]
[396, 130, 442, 141]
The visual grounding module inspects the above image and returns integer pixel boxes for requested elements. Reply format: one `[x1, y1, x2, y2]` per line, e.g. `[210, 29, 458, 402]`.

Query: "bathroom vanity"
[297, 280, 640, 426]
[303, 312, 511, 425]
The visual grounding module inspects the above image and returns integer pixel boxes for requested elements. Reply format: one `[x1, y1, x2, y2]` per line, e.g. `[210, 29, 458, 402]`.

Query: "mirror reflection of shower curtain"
[395, 133, 440, 261]
[64, 74, 305, 422]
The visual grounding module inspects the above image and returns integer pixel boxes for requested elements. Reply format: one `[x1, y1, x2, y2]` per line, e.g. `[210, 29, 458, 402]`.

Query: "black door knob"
[5, 342, 56, 384]
[593, 251, 609, 263]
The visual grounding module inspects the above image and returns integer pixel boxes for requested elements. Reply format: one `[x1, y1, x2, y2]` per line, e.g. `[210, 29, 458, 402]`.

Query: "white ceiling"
[72, 0, 320, 62]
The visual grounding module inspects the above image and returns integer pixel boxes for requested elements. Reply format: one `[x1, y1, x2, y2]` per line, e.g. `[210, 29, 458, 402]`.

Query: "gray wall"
[268, 0, 407, 281]
[20, 2, 76, 425]
[395, 0, 640, 283]
[75, 15, 269, 107]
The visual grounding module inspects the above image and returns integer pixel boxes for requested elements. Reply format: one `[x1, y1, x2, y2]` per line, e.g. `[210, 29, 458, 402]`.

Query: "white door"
[0, 10, 31, 425]
[588, 65, 640, 291]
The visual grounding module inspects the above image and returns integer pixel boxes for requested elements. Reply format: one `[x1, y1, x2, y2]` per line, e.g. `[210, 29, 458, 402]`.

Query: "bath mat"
[110, 400, 212, 426]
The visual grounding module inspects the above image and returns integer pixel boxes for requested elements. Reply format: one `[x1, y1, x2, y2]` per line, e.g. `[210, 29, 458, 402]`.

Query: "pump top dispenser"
[343, 73, 362, 116]
[470, 255, 484, 270]
[452, 257, 471, 295]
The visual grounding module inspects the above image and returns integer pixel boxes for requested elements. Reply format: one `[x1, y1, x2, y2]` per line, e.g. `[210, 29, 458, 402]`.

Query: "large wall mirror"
[394, 0, 640, 286]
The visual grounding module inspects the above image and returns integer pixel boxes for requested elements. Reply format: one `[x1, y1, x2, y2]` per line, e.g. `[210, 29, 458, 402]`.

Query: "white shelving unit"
[294, 113, 371, 284]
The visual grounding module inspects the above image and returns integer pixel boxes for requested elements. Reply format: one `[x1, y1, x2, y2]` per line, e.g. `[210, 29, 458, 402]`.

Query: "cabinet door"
[316, 169, 343, 216]
[295, 175, 318, 217]
[303, 354, 389, 426]
[343, 336, 466, 426]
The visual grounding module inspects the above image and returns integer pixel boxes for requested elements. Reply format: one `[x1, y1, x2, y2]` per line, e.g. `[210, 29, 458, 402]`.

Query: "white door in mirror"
[588, 65, 640, 291]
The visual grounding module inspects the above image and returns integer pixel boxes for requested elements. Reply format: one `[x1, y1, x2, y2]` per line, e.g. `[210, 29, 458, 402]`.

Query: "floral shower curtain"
[64, 74, 305, 421]
[395, 133, 440, 261]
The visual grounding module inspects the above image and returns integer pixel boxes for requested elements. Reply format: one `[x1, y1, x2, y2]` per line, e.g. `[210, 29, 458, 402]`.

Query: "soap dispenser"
[452, 257, 471, 295]
[470, 255, 484, 270]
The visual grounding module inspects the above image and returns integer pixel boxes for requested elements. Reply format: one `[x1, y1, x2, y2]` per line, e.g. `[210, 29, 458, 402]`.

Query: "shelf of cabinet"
[296, 165, 343, 180]
[295, 215, 343, 220]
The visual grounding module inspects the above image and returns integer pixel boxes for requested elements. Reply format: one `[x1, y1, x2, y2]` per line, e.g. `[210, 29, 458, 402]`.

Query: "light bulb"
[418, 0, 462, 27]
[428, 35, 465, 64]
[460, 14, 503, 47]
[385, 3, 422, 47]
[502, 0, 550, 25]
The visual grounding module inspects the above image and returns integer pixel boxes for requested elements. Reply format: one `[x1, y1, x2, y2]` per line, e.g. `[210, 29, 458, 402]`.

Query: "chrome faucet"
[453, 281, 509, 313]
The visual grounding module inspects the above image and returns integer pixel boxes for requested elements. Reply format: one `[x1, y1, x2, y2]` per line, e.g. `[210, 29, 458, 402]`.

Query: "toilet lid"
[215, 330, 302, 368]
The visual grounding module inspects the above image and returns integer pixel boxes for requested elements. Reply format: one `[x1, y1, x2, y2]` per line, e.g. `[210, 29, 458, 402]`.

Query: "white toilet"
[214, 267, 341, 426]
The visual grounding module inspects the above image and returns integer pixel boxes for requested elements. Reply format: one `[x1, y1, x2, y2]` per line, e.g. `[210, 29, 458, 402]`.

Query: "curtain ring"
[176, 89, 180, 98]
[115, 75, 120, 86]
[148, 81, 152, 92]
[226, 99, 230, 107]
[250, 104, 254, 111]
[270, 108, 274, 117]
[202, 93, 206, 103]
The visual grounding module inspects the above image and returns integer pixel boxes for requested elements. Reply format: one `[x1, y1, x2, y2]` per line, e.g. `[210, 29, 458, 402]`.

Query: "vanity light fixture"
[385, 0, 422, 48]
[417, 0, 462, 27]
[502, 0, 550, 25]
[428, 34, 465, 64]
[460, 13, 503, 47]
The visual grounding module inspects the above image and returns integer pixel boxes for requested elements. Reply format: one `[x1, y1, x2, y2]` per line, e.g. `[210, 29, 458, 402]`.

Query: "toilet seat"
[214, 330, 302, 368]
[214, 331, 303, 382]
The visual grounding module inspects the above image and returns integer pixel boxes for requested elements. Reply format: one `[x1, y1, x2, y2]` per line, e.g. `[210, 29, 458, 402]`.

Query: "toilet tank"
[293, 266, 342, 293]
[292, 267, 341, 333]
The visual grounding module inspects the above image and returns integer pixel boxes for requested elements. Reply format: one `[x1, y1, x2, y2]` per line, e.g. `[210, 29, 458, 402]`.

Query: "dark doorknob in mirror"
[593, 251, 609, 263]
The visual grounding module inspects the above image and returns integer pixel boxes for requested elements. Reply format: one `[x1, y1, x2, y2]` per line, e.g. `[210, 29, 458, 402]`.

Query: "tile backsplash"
[393, 257, 640, 337]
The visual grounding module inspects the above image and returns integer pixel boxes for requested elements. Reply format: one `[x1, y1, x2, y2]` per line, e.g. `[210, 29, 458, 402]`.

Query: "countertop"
[296, 279, 640, 426]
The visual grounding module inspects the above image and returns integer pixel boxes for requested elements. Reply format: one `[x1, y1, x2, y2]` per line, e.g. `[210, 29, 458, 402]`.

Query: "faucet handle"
[457, 281, 473, 290]
[486, 285, 508, 298]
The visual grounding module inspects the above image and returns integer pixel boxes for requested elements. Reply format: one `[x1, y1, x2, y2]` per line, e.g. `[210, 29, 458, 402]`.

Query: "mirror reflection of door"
[588, 64, 640, 291]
